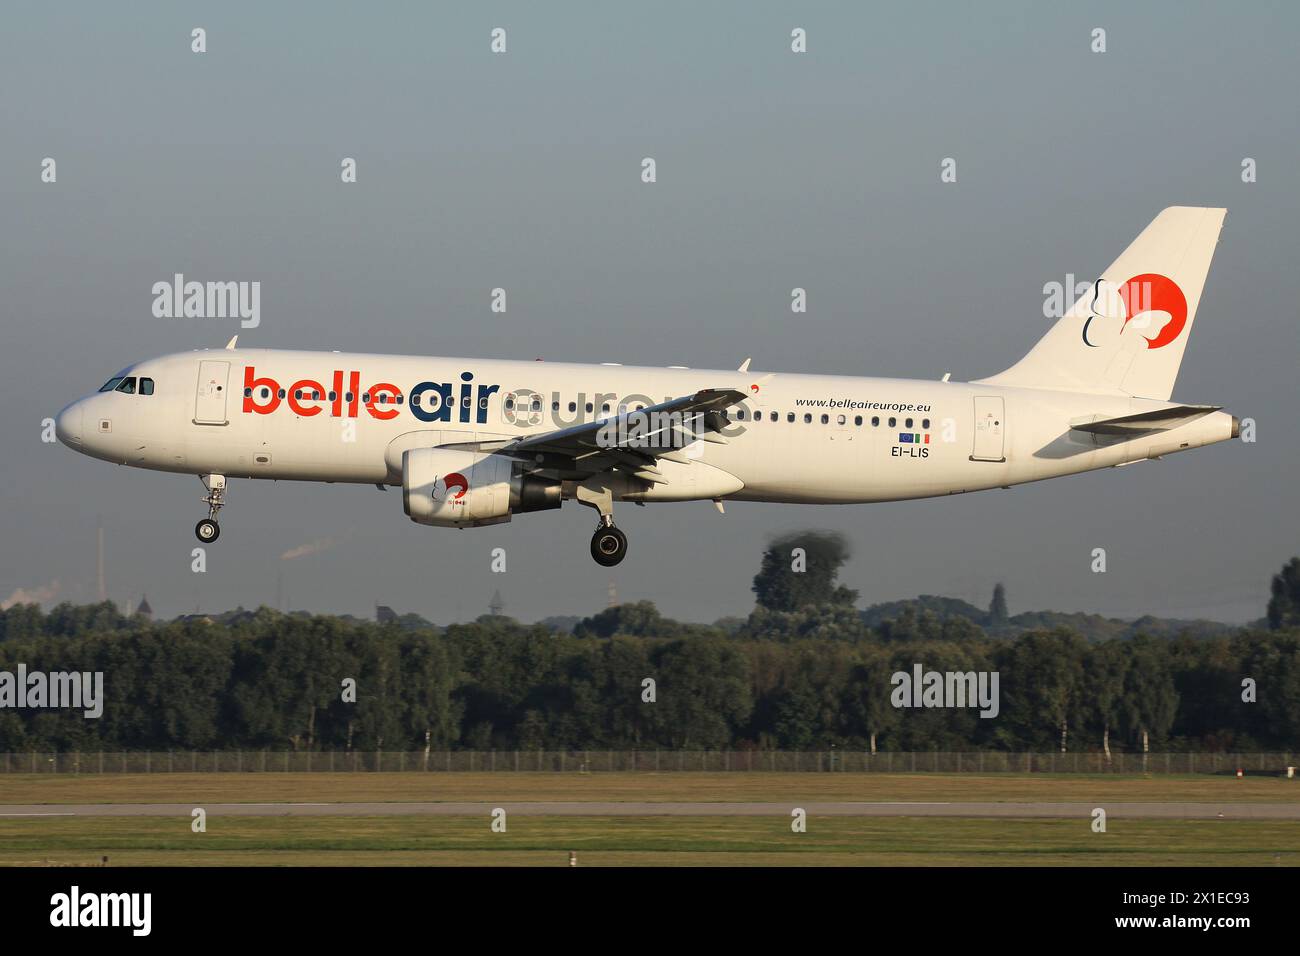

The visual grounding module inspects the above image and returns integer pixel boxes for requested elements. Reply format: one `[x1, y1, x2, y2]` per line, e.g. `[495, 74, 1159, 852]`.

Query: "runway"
[2, 801, 1298, 819]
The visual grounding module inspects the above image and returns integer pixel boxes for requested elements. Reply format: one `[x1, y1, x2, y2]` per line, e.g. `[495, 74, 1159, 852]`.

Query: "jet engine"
[402, 447, 561, 528]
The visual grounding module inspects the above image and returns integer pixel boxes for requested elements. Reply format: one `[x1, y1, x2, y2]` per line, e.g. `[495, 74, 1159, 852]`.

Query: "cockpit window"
[115, 377, 137, 394]
[139, 378, 155, 396]
[99, 377, 124, 392]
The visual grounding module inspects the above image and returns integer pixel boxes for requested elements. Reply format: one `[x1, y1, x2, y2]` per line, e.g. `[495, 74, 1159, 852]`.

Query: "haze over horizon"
[2, 2, 1298, 625]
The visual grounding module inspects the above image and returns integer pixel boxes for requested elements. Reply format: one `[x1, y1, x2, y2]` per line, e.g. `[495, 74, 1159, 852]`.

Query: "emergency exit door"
[194, 360, 231, 425]
[970, 396, 1005, 462]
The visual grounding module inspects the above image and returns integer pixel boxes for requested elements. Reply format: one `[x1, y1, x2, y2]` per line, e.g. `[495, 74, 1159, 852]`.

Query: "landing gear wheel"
[590, 526, 628, 567]
[197, 474, 227, 544]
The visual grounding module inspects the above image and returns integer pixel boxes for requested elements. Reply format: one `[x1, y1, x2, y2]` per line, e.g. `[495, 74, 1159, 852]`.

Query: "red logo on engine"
[434, 472, 469, 501]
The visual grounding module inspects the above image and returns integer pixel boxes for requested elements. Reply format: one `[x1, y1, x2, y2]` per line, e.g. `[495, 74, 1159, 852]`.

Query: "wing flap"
[510, 388, 744, 454]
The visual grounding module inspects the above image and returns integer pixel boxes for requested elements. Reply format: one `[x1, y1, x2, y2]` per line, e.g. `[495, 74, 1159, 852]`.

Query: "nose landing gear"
[195, 474, 226, 543]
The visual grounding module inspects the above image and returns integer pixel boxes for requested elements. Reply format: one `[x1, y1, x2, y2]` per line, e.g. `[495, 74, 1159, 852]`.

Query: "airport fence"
[0, 750, 1295, 775]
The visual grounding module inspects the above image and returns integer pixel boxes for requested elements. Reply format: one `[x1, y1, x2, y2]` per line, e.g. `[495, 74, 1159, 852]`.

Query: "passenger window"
[294, 389, 303, 400]
[278, 389, 286, 399]
[585, 402, 593, 413]
[115, 377, 137, 394]
[140, 378, 155, 396]
[803, 413, 812, 424]
[872, 416, 879, 427]
[820, 414, 829, 424]
[786, 413, 794, 422]
[854, 415, 862, 426]
[328, 391, 337, 402]
[505, 397, 515, 410]
[922, 418, 930, 429]
[888, 417, 896, 428]
[837, 414, 846, 425]
[569, 402, 577, 413]
[737, 410, 746, 421]
[905, 418, 913, 429]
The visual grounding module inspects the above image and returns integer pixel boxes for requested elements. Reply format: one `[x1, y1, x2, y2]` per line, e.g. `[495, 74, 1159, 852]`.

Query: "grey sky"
[2, 2, 1297, 624]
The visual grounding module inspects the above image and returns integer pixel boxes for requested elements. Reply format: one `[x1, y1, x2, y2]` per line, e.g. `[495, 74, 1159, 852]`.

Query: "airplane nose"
[55, 401, 84, 448]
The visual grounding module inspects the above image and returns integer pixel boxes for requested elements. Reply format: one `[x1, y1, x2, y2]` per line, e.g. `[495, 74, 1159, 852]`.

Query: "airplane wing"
[443, 387, 748, 484]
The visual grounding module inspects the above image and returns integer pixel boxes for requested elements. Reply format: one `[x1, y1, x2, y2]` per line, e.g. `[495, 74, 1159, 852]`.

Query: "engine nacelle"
[402, 447, 560, 528]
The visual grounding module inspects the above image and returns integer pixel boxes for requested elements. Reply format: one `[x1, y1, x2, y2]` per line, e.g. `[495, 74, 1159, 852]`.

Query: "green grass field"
[1, 772, 1295, 866]
[1, 771, 1293, 805]
[1, 816, 1296, 867]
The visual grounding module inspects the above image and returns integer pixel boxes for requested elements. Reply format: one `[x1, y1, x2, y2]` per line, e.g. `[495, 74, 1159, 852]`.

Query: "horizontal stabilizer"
[1071, 404, 1220, 436]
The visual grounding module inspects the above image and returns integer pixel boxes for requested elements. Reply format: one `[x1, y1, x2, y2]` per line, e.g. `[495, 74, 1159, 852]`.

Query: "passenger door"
[194, 361, 231, 425]
[970, 396, 1005, 462]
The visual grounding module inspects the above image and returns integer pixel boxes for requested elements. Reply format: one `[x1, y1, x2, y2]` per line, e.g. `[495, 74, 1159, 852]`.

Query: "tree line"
[0, 602, 1296, 754]
[1, 540, 1296, 754]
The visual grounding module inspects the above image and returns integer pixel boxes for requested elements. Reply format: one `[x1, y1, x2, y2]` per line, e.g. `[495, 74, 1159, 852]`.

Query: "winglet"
[737, 357, 751, 372]
[225, 335, 239, 350]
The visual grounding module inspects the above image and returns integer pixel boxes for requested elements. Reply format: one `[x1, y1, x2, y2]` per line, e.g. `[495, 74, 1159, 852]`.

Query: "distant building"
[489, 590, 505, 617]
[135, 595, 153, 620]
[375, 604, 397, 624]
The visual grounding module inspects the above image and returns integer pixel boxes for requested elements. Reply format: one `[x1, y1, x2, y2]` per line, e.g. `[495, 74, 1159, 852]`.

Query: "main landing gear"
[576, 483, 628, 566]
[195, 474, 226, 543]
[590, 517, 628, 568]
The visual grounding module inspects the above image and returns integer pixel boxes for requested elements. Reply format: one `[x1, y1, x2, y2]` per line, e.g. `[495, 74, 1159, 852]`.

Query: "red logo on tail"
[1117, 273, 1188, 350]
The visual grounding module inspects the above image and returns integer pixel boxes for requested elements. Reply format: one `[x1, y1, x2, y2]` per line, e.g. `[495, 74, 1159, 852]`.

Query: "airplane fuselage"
[55, 347, 1236, 506]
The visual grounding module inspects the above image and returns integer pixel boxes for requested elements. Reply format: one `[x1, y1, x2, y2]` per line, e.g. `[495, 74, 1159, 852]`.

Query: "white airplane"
[56, 207, 1236, 566]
